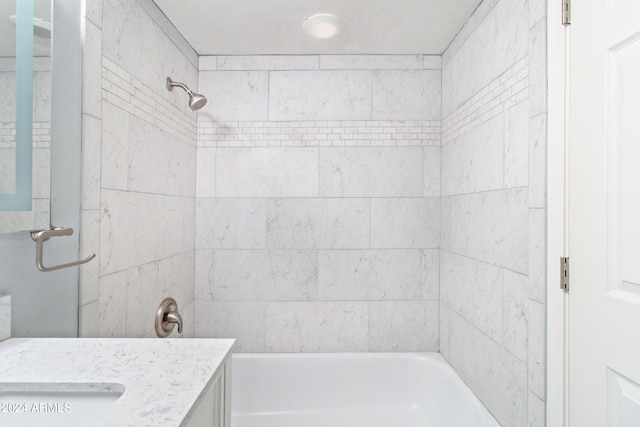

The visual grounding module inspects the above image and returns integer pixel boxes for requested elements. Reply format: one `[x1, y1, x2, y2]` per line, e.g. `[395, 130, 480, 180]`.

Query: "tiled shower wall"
[194, 55, 442, 352]
[439, 0, 546, 426]
[78, 0, 199, 338]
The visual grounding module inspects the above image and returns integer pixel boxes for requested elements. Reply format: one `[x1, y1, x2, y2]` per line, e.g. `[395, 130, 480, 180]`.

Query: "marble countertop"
[0, 338, 235, 426]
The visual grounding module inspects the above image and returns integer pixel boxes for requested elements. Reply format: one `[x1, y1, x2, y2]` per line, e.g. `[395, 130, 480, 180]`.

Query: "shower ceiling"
[152, 0, 483, 55]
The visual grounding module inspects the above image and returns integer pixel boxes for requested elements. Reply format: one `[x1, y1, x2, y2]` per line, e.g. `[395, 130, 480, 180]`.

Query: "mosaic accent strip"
[442, 56, 528, 143]
[198, 120, 441, 148]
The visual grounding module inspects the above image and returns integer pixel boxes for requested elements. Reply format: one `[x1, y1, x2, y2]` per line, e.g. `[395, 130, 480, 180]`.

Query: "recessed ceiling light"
[302, 13, 344, 40]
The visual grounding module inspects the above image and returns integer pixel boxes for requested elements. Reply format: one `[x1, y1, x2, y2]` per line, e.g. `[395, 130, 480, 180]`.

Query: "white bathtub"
[231, 352, 500, 427]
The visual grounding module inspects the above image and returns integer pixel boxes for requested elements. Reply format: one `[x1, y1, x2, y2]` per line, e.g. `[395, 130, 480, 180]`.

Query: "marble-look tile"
[101, 102, 129, 191]
[529, 0, 546, 27]
[79, 209, 100, 306]
[126, 253, 195, 338]
[99, 271, 128, 337]
[529, 19, 547, 118]
[504, 100, 530, 188]
[102, 0, 196, 111]
[195, 301, 266, 352]
[442, 0, 528, 116]
[196, 198, 265, 249]
[0, 149, 15, 194]
[369, 301, 439, 351]
[216, 147, 318, 197]
[503, 270, 529, 362]
[100, 190, 194, 274]
[78, 301, 99, 338]
[528, 390, 545, 427]
[81, 115, 102, 210]
[318, 249, 422, 300]
[265, 198, 368, 249]
[319, 147, 423, 197]
[269, 70, 372, 121]
[265, 302, 369, 352]
[441, 113, 504, 196]
[198, 56, 217, 71]
[85, 0, 103, 28]
[422, 249, 440, 300]
[175, 300, 194, 338]
[82, 19, 102, 119]
[423, 146, 441, 197]
[196, 147, 216, 198]
[320, 55, 423, 70]
[423, 56, 442, 70]
[442, 188, 529, 274]
[529, 113, 547, 208]
[127, 115, 196, 197]
[198, 71, 268, 121]
[370, 198, 440, 248]
[440, 251, 503, 342]
[528, 299, 546, 399]
[529, 208, 547, 302]
[195, 250, 216, 301]
[218, 55, 319, 71]
[372, 70, 441, 120]
[212, 250, 317, 301]
[444, 306, 528, 427]
[442, 0, 500, 66]
[439, 302, 451, 361]
[0, 295, 10, 342]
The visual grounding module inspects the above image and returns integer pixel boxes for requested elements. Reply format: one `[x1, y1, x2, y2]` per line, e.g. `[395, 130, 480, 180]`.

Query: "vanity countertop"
[0, 338, 235, 426]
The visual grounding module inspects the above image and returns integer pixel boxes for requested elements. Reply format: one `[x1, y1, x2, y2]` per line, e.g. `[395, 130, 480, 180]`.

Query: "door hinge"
[562, 0, 571, 25]
[560, 257, 570, 291]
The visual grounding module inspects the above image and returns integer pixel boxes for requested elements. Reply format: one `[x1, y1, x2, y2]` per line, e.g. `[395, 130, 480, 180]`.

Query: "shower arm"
[166, 77, 193, 95]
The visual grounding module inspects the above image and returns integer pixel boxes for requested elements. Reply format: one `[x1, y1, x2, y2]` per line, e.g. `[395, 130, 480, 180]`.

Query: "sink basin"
[0, 383, 124, 427]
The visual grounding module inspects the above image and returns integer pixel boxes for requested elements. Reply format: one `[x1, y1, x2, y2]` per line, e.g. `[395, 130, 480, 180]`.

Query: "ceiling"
[152, 0, 483, 55]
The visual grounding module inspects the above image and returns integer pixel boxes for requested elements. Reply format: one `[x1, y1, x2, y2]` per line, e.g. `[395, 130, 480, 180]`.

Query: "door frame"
[547, 2, 569, 426]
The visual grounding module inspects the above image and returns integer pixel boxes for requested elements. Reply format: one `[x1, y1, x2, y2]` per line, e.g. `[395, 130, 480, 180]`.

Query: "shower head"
[166, 77, 208, 111]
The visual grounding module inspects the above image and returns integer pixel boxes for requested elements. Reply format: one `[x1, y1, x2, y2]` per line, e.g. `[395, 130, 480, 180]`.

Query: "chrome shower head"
[166, 77, 208, 111]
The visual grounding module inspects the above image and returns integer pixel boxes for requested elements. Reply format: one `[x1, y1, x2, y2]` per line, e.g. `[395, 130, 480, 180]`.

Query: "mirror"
[0, 0, 51, 233]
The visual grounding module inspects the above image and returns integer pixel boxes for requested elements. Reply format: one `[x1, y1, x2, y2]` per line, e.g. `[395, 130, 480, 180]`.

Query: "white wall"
[78, 0, 199, 338]
[440, 0, 546, 426]
[194, 55, 442, 352]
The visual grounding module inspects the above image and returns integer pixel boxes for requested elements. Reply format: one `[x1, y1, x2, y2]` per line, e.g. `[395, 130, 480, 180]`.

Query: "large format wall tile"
[442, 113, 504, 196]
[196, 198, 266, 249]
[442, 0, 528, 116]
[441, 188, 528, 274]
[319, 147, 423, 197]
[269, 70, 372, 121]
[100, 190, 194, 275]
[370, 301, 439, 351]
[318, 249, 423, 300]
[198, 71, 269, 121]
[370, 198, 440, 248]
[372, 70, 441, 120]
[265, 302, 369, 352]
[266, 198, 369, 249]
[216, 147, 318, 197]
[195, 301, 266, 352]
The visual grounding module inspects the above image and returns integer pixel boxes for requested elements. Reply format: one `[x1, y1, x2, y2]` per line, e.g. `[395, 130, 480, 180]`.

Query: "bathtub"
[231, 352, 500, 427]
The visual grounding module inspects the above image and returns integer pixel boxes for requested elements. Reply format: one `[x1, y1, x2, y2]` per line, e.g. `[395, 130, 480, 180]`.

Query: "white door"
[569, 0, 640, 426]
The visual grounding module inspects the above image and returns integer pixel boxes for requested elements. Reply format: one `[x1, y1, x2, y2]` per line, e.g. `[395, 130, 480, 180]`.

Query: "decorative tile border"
[0, 122, 50, 148]
[101, 56, 197, 144]
[442, 56, 528, 144]
[197, 120, 441, 148]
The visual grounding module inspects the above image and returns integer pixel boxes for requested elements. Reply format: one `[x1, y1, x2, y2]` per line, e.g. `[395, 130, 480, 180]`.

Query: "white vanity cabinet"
[183, 355, 232, 427]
